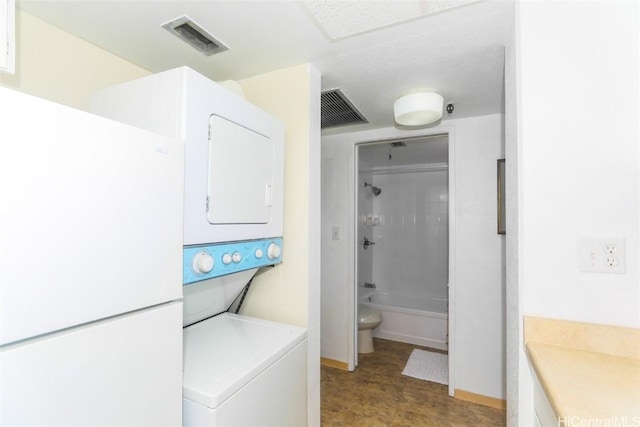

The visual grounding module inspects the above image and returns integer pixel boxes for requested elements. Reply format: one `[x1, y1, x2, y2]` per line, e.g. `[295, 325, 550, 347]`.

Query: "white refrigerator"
[0, 87, 184, 425]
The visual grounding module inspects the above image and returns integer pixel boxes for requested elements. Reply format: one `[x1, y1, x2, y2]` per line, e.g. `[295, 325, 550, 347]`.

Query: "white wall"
[504, 2, 521, 425]
[452, 114, 505, 399]
[321, 113, 505, 399]
[520, 1, 639, 328]
[512, 2, 639, 425]
[321, 142, 355, 366]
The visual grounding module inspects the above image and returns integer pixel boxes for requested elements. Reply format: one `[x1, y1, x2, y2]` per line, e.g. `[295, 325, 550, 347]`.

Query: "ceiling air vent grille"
[321, 89, 367, 129]
[163, 16, 228, 56]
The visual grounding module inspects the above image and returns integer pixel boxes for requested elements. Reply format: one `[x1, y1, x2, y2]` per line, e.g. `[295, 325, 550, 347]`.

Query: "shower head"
[364, 182, 382, 196]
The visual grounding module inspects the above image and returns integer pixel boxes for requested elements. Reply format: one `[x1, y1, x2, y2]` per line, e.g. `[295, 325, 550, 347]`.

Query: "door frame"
[348, 126, 456, 396]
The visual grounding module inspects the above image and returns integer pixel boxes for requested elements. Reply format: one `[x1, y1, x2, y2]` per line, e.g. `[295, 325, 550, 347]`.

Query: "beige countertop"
[527, 341, 640, 420]
[524, 316, 640, 422]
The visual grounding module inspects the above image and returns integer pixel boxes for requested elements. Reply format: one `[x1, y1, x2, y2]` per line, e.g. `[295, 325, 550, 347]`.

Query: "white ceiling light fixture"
[393, 90, 444, 126]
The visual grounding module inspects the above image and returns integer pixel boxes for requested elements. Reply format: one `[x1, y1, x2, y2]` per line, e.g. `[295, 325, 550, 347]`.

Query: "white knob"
[222, 253, 232, 265]
[232, 252, 242, 263]
[193, 252, 214, 274]
[267, 243, 281, 259]
[255, 249, 264, 259]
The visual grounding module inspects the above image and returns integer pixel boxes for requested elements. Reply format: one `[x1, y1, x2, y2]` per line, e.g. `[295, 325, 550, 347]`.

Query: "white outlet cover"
[577, 238, 626, 274]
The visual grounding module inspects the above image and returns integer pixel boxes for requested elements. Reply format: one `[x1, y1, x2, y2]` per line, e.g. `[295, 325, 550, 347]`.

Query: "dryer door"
[207, 115, 274, 224]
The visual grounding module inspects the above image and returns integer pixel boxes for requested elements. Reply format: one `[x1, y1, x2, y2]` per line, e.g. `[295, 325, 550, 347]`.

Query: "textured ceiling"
[18, 0, 513, 134]
[303, 0, 478, 40]
[304, 1, 424, 40]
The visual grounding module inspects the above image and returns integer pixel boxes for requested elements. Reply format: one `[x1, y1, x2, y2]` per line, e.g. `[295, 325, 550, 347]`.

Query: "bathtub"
[360, 289, 448, 350]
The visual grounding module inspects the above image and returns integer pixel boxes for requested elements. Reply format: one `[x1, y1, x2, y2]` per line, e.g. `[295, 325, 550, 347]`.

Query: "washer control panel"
[183, 237, 283, 285]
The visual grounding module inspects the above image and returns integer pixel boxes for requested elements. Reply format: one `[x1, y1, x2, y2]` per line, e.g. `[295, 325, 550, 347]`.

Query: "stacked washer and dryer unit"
[92, 67, 307, 426]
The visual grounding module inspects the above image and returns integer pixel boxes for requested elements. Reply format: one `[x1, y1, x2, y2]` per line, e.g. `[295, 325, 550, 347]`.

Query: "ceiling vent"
[321, 89, 368, 129]
[162, 16, 228, 56]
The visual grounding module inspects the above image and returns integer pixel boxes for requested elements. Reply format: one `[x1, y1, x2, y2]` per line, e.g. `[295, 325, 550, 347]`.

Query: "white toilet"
[357, 304, 382, 353]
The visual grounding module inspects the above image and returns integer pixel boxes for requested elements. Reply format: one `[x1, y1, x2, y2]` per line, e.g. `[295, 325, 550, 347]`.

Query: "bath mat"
[401, 349, 448, 385]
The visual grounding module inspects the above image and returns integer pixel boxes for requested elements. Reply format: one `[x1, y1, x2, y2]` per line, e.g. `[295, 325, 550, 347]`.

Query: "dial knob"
[192, 252, 214, 274]
[254, 248, 264, 259]
[232, 252, 242, 263]
[222, 253, 232, 265]
[267, 243, 281, 259]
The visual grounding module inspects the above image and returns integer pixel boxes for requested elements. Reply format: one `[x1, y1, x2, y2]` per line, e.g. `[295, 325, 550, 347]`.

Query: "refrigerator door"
[0, 302, 183, 426]
[0, 88, 183, 346]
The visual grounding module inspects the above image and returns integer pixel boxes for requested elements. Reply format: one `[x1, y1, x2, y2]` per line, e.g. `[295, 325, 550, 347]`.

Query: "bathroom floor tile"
[321, 338, 505, 427]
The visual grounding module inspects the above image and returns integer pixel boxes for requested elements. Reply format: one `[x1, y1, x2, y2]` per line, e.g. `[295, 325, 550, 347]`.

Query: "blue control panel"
[183, 237, 283, 285]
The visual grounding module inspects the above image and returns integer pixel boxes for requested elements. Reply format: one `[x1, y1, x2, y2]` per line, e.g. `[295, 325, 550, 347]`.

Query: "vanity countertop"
[526, 341, 640, 420]
[524, 316, 640, 423]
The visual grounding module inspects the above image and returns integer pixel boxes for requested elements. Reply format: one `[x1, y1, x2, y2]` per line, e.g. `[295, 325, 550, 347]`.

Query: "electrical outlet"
[578, 238, 626, 274]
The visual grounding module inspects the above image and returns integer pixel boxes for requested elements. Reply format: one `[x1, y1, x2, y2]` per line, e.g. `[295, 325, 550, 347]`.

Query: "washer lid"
[183, 313, 307, 409]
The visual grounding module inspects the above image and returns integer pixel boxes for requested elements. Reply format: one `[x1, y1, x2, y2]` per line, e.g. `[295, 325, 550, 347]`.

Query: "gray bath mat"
[402, 349, 448, 385]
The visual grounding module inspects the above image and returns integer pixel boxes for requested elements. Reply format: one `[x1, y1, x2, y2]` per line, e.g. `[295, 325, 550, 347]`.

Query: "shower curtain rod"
[360, 163, 448, 175]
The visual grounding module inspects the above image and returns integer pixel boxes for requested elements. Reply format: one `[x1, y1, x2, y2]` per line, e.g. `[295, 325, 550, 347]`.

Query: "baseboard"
[320, 357, 349, 371]
[454, 389, 506, 411]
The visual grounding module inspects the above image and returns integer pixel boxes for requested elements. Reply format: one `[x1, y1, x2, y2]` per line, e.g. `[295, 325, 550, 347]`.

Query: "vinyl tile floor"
[321, 338, 506, 427]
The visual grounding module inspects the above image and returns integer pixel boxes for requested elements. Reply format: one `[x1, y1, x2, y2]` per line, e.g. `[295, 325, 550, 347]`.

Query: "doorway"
[351, 131, 456, 396]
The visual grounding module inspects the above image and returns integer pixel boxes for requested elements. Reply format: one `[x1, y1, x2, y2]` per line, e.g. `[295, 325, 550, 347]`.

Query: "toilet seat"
[358, 304, 382, 324]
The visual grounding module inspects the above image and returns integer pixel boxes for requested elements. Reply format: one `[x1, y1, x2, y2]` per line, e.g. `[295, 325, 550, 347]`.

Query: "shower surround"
[363, 165, 449, 299]
[357, 163, 449, 348]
